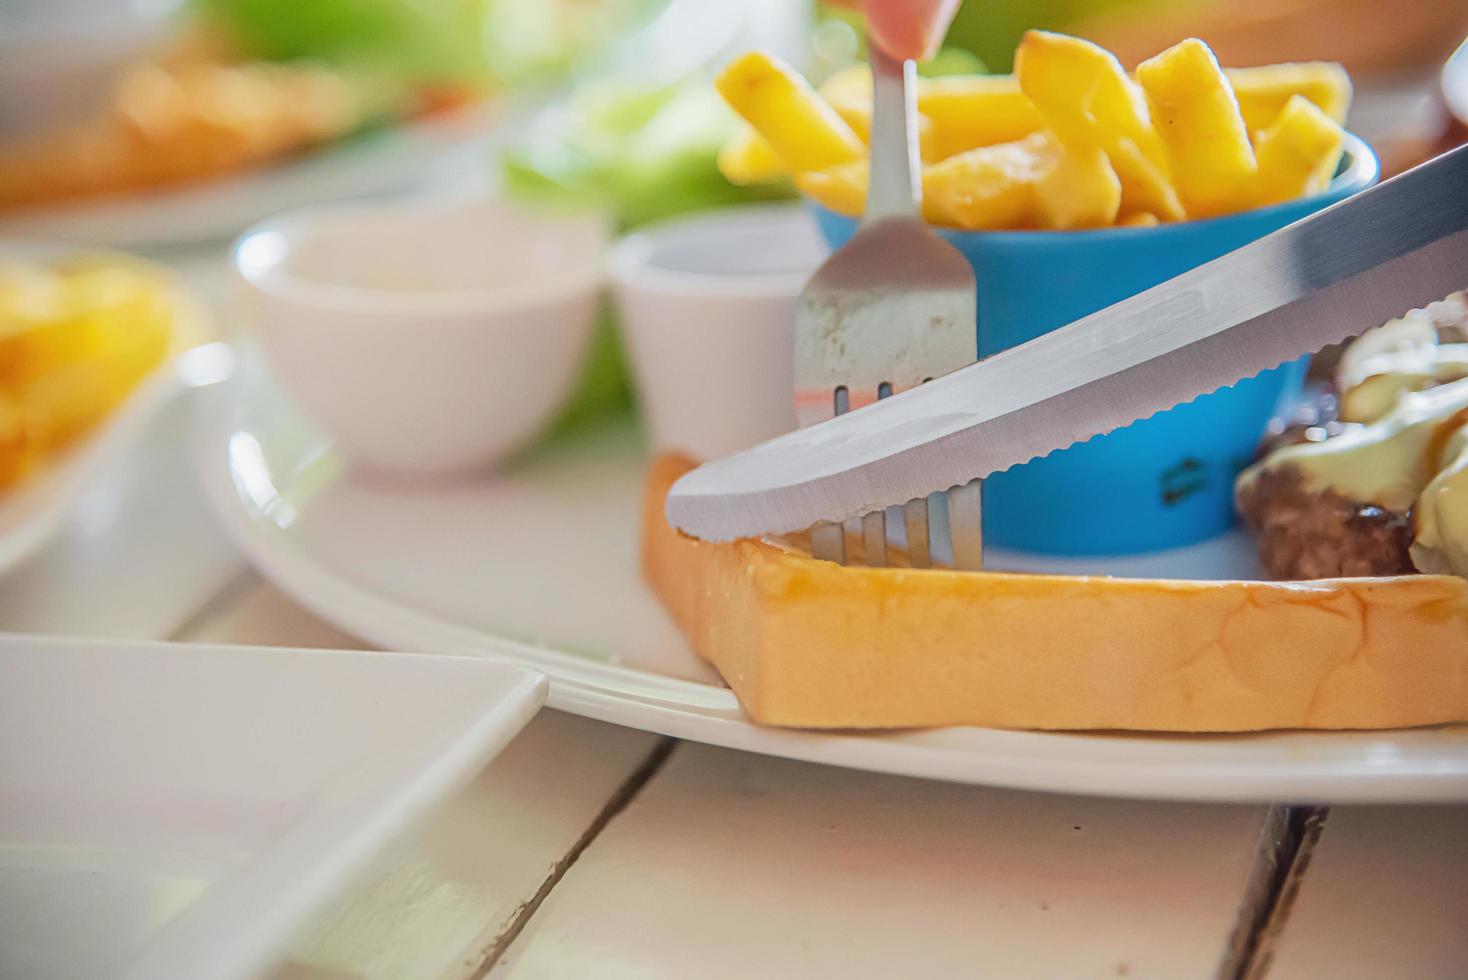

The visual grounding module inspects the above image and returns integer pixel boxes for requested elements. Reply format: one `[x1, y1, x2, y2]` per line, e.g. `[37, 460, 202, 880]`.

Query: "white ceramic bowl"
[234, 198, 607, 475]
[0, 0, 185, 140]
[611, 204, 827, 460]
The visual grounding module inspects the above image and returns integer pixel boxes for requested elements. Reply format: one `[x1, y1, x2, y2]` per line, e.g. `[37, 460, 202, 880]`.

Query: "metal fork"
[792, 45, 982, 569]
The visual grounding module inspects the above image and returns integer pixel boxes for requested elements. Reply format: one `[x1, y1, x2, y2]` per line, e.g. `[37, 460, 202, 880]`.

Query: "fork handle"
[864, 45, 922, 224]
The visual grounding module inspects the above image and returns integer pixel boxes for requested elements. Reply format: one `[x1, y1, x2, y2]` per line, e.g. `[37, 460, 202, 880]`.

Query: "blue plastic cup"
[811, 133, 1378, 555]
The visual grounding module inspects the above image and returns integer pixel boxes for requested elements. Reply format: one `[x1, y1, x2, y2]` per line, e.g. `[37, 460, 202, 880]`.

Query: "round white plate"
[0, 105, 499, 249]
[200, 352, 1468, 803]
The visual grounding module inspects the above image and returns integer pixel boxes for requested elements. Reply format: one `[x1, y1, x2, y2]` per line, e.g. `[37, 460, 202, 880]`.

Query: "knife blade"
[668, 144, 1468, 542]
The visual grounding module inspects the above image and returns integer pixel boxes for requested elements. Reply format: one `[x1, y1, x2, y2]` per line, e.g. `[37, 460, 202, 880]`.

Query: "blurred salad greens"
[195, 0, 668, 92]
[503, 80, 792, 230]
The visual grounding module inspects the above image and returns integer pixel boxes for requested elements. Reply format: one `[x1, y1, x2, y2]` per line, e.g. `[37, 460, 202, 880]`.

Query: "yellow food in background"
[917, 75, 1045, 159]
[0, 257, 178, 488]
[717, 36, 1351, 231]
[825, 99, 944, 164]
[0, 396, 27, 488]
[815, 65, 871, 106]
[1035, 140, 1122, 229]
[717, 124, 789, 186]
[1252, 95, 1347, 206]
[1136, 38, 1258, 219]
[821, 67, 1044, 161]
[800, 133, 1059, 231]
[1015, 31, 1183, 223]
[714, 51, 864, 172]
[924, 133, 1059, 230]
[795, 162, 873, 220]
[1226, 63, 1352, 132]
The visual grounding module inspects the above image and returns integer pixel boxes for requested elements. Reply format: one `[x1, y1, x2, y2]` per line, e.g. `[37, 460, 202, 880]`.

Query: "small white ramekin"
[234, 197, 608, 476]
[610, 204, 827, 460]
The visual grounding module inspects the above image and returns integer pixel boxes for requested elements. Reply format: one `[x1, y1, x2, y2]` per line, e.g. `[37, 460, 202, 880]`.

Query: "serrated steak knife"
[667, 144, 1468, 542]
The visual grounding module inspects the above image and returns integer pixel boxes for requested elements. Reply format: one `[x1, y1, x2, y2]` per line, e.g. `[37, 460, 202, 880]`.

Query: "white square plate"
[0, 634, 545, 980]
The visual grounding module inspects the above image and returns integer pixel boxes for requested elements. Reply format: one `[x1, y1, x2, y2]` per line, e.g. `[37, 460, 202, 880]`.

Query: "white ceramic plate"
[0, 633, 545, 980]
[199, 352, 1468, 804]
[0, 105, 499, 249]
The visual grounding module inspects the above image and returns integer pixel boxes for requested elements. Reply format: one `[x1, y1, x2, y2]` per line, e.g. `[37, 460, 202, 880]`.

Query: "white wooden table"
[4, 247, 1465, 980]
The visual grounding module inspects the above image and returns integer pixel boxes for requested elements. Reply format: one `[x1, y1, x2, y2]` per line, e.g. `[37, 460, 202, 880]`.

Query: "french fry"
[796, 161, 953, 222]
[1251, 94, 1345, 206]
[801, 133, 1059, 231]
[819, 67, 1043, 161]
[795, 162, 870, 218]
[715, 51, 864, 172]
[923, 132, 1059, 230]
[1015, 31, 1183, 222]
[717, 123, 789, 185]
[825, 98, 943, 163]
[1137, 38, 1257, 220]
[816, 65, 870, 105]
[1035, 139, 1122, 229]
[914, 75, 1044, 159]
[1226, 63, 1352, 132]
[1118, 211, 1160, 227]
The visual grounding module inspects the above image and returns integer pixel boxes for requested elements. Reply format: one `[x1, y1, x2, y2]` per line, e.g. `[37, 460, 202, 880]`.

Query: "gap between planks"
[1218, 804, 1329, 980]
[471, 737, 679, 978]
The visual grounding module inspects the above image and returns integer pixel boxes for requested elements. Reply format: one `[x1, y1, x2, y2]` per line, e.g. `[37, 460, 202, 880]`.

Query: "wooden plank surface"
[492, 741, 1274, 980]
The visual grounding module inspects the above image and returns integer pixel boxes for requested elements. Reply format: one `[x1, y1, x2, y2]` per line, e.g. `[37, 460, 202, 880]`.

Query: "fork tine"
[948, 479, 983, 570]
[904, 497, 930, 568]
[862, 510, 887, 566]
[812, 386, 854, 564]
[811, 521, 846, 564]
[859, 382, 896, 567]
[833, 385, 851, 416]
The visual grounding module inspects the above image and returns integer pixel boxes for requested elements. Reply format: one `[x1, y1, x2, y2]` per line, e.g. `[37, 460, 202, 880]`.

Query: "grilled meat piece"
[1238, 467, 1416, 579]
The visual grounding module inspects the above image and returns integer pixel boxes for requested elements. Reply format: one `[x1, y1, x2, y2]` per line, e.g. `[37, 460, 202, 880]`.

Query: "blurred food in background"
[0, 54, 366, 211]
[0, 255, 188, 488]
[0, 0, 666, 212]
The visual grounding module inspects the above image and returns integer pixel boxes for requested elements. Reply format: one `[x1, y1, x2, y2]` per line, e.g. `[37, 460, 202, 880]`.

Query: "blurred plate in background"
[0, 105, 500, 250]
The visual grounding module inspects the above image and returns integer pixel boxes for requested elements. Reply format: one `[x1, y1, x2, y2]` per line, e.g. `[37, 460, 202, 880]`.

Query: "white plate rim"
[197, 372, 1468, 805]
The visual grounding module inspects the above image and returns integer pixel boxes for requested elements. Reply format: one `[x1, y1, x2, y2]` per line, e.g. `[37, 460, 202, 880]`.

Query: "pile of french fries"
[716, 31, 1352, 231]
[0, 258, 177, 487]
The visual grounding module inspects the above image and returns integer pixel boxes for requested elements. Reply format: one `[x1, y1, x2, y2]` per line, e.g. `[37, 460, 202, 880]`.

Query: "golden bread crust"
[644, 454, 1468, 732]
